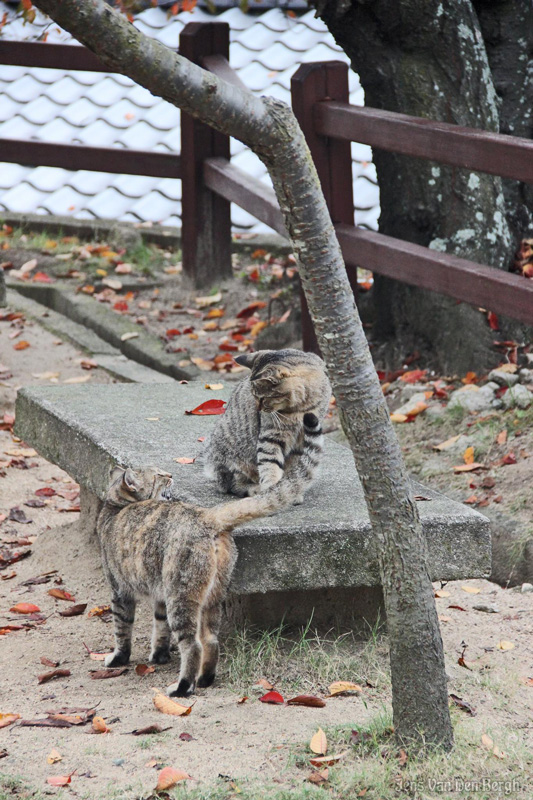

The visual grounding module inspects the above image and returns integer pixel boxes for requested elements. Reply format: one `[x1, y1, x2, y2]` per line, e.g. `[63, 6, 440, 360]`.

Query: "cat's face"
[106, 466, 173, 506]
[235, 350, 328, 414]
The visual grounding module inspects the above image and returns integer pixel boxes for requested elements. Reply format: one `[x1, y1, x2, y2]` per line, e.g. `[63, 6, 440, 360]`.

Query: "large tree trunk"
[312, 0, 524, 374]
[33, 0, 453, 751]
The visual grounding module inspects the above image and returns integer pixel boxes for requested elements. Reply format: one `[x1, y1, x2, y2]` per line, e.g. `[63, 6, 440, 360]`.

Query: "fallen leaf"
[259, 690, 284, 705]
[310, 727, 327, 755]
[185, 399, 226, 416]
[449, 693, 476, 716]
[48, 588, 75, 602]
[130, 724, 170, 736]
[179, 732, 194, 741]
[0, 713, 20, 729]
[328, 681, 363, 697]
[287, 695, 326, 708]
[135, 664, 155, 677]
[205, 308, 224, 318]
[152, 689, 194, 716]
[487, 311, 499, 330]
[32, 271, 54, 283]
[400, 369, 427, 384]
[173, 457, 195, 464]
[497, 640, 515, 651]
[438, 615, 451, 622]
[520, 677, 533, 687]
[46, 748, 62, 764]
[448, 604, 467, 611]
[59, 603, 87, 617]
[38, 669, 71, 684]
[10, 603, 40, 614]
[462, 371, 478, 385]
[156, 767, 192, 791]
[8, 507, 32, 524]
[80, 358, 98, 370]
[307, 768, 329, 785]
[254, 678, 274, 691]
[115, 263, 132, 274]
[20, 258, 38, 274]
[236, 301, 267, 319]
[390, 413, 408, 423]
[453, 463, 483, 472]
[90, 668, 128, 679]
[195, 291, 222, 308]
[496, 363, 518, 373]
[310, 752, 347, 767]
[63, 375, 91, 384]
[398, 748, 408, 766]
[120, 331, 139, 341]
[46, 774, 73, 787]
[102, 278, 122, 290]
[237, 696, 248, 704]
[461, 585, 480, 594]
[205, 383, 224, 390]
[88, 605, 111, 617]
[496, 430, 508, 445]
[92, 716, 111, 734]
[501, 452, 517, 466]
[434, 590, 450, 598]
[40, 657, 59, 668]
[13, 340, 30, 351]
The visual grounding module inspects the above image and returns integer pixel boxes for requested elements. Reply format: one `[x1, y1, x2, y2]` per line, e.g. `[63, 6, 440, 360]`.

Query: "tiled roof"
[0, 3, 379, 234]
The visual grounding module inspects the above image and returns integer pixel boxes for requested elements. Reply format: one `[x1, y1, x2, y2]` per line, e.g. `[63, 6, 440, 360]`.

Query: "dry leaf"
[310, 752, 347, 767]
[497, 640, 515, 651]
[38, 669, 71, 684]
[237, 696, 248, 704]
[40, 657, 59, 668]
[155, 767, 192, 791]
[310, 727, 327, 755]
[463, 446, 475, 464]
[121, 331, 139, 341]
[87, 605, 111, 617]
[328, 681, 363, 697]
[173, 457, 195, 464]
[390, 413, 408, 423]
[135, 664, 155, 677]
[46, 774, 73, 787]
[461, 585, 481, 594]
[102, 278, 122, 290]
[254, 678, 274, 691]
[48, 588, 75, 602]
[308, 768, 329, 785]
[205, 383, 224, 390]
[10, 603, 40, 614]
[286, 695, 326, 708]
[453, 463, 483, 472]
[185, 399, 226, 416]
[496, 363, 517, 373]
[434, 590, 450, 598]
[90, 668, 128, 679]
[433, 436, 462, 451]
[0, 713, 20, 729]
[130, 724, 170, 735]
[496, 430, 508, 445]
[63, 375, 91, 384]
[152, 689, 193, 716]
[14, 340, 30, 351]
[46, 748, 62, 764]
[481, 733, 494, 751]
[195, 291, 222, 308]
[59, 603, 87, 617]
[92, 716, 111, 733]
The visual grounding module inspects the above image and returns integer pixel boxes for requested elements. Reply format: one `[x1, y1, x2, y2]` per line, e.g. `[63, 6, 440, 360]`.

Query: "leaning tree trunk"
[312, 0, 520, 374]
[34, 0, 453, 751]
[473, 0, 533, 246]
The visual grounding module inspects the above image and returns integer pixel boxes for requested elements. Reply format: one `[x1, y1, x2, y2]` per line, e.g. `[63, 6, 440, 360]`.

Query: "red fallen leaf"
[236, 301, 267, 319]
[90, 668, 128, 679]
[13, 340, 30, 351]
[237, 696, 248, 704]
[179, 731, 195, 741]
[219, 342, 239, 352]
[487, 311, 499, 331]
[40, 657, 59, 668]
[135, 664, 156, 677]
[38, 669, 71, 684]
[46, 773, 74, 787]
[59, 604, 87, 617]
[400, 369, 427, 384]
[251, 248, 267, 259]
[32, 271, 54, 283]
[166, 328, 181, 338]
[35, 487, 56, 497]
[501, 452, 517, 466]
[448, 605, 467, 611]
[48, 588, 75, 602]
[10, 603, 40, 614]
[287, 695, 326, 708]
[113, 301, 129, 312]
[248, 268, 260, 282]
[185, 399, 226, 416]
[259, 690, 284, 705]
[213, 353, 233, 365]
[182, 326, 194, 334]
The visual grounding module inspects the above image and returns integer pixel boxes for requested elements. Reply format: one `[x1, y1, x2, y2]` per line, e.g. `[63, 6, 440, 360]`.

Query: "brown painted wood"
[316, 103, 533, 184]
[204, 158, 286, 237]
[0, 138, 181, 177]
[180, 23, 232, 287]
[201, 54, 248, 92]
[0, 40, 109, 72]
[291, 61, 356, 353]
[336, 224, 533, 326]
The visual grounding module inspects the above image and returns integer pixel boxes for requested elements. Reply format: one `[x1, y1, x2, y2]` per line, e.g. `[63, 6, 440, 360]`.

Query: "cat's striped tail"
[203, 476, 305, 533]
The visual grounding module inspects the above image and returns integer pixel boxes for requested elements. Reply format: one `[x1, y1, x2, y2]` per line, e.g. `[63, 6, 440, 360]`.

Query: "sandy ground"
[1, 302, 533, 798]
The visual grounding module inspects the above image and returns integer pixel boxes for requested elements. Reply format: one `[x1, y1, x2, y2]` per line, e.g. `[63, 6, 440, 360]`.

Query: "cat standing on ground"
[204, 349, 331, 502]
[97, 465, 303, 697]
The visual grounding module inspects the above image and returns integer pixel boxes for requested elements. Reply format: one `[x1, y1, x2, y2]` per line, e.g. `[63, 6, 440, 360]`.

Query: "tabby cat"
[97, 465, 302, 697]
[204, 349, 331, 502]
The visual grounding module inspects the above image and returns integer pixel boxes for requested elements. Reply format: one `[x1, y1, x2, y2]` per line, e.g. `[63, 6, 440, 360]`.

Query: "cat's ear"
[234, 353, 258, 370]
[123, 468, 142, 494]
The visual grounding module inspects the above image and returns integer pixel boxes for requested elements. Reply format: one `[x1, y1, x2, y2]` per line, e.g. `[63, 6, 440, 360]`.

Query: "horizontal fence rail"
[315, 103, 533, 185]
[0, 138, 181, 177]
[0, 40, 110, 72]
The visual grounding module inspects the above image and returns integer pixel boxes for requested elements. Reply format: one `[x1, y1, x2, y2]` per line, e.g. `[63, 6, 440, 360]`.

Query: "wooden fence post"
[291, 61, 355, 353]
[179, 23, 232, 288]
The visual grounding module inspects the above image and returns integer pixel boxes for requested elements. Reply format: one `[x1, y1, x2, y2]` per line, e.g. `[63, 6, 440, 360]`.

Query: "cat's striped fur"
[97, 465, 304, 697]
[204, 349, 331, 502]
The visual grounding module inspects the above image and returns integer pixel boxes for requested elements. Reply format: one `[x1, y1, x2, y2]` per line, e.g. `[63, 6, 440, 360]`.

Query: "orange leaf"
[453, 463, 483, 472]
[236, 301, 267, 319]
[32, 271, 54, 283]
[10, 603, 40, 614]
[48, 588, 75, 602]
[400, 369, 427, 384]
[205, 308, 224, 318]
[461, 371, 478, 385]
[92, 716, 111, 733]
[463, 446, 475, 465]
[496, 430, 507, 445]
[327, 681, 363, 697]
[13, 340, 30, 351]
[46, 774, 73, 787]
[0, 713, 20, 729]
[156, 767, 192, 791]
[152, 689, 194, 716]
[87, 605, 110, 617]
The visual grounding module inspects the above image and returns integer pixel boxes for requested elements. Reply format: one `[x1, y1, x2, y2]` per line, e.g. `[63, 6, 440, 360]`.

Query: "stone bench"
[15, 382, 491, 627]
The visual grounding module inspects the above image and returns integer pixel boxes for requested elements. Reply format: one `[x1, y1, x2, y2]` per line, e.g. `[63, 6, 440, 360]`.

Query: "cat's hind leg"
[165, 597, 203, 698]
[105, 591, 136, 667]
[150, 600, 171, 664]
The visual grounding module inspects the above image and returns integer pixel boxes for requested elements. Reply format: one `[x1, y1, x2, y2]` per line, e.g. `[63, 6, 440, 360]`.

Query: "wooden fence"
[1, 22, 533, 352]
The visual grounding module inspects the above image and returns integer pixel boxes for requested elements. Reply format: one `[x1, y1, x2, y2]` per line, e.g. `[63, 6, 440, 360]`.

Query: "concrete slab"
[16, 382, 491, 597]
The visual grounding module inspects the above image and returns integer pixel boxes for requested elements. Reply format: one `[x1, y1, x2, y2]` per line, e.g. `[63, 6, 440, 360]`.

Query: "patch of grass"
[219, 617, 389, 695]
[0, 775, 64, 800]
[126, 241, 177, 275]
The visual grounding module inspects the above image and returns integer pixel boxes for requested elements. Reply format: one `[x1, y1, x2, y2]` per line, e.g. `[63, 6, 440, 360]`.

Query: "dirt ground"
[2, 241, 533, 798]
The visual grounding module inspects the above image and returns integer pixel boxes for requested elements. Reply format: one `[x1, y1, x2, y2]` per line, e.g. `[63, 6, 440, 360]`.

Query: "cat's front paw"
[197, 670, 216, 689]
[167, 679, 195, 698]
[150, 647, 171, 665]
[104, 650, 130, 667]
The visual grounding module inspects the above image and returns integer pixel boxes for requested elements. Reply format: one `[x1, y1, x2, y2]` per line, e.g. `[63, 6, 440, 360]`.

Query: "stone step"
[16, 382, 491, 607]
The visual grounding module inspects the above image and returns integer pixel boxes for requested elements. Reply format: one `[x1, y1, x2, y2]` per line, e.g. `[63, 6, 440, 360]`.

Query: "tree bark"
[33, 0, 453, 751]
[312, 0, 522, 374]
